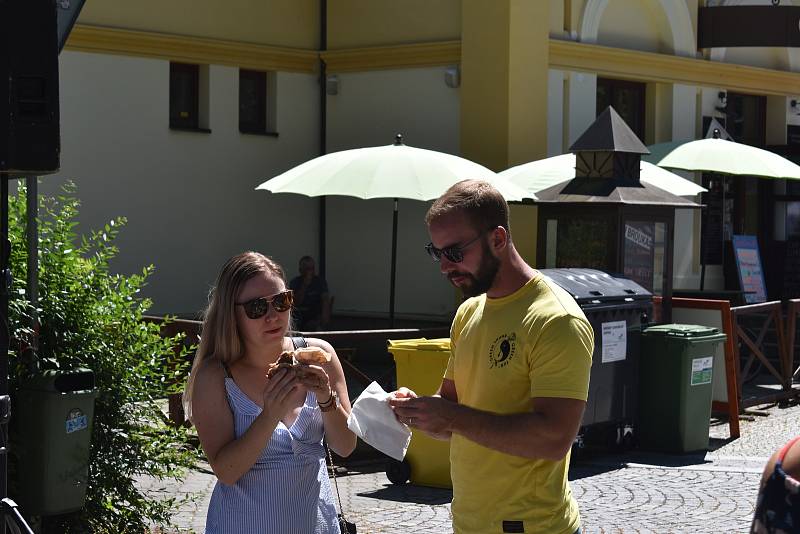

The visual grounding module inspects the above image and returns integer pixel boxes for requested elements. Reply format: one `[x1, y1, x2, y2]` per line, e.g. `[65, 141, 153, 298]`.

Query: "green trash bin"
[638, 325, 726, 453]
[14, 368, 97, 516]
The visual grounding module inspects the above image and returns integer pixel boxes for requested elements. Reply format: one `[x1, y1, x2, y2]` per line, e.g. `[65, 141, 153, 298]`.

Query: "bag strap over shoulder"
[294, 334, 354, 533]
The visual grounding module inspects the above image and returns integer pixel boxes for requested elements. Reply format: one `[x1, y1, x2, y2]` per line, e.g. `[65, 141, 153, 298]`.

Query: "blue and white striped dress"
[205, 371, 341, 534]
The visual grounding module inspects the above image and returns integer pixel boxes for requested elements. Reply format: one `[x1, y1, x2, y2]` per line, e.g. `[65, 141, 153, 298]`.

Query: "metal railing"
[143, 316, 449, 426]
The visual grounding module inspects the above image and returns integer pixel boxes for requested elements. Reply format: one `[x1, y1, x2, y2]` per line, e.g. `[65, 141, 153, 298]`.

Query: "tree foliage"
[7, 183, 198, 533]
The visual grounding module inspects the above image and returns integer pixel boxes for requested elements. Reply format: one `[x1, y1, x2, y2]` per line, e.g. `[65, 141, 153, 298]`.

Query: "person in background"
[183, 251, 355, 534]
[750, 435, 799, 533]
[290, 255, 331, 331]
[390, 179, 593, 534]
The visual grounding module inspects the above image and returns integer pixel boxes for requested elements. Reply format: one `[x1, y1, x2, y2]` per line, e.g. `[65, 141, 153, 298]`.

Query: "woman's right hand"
[262, 367, 303, 421]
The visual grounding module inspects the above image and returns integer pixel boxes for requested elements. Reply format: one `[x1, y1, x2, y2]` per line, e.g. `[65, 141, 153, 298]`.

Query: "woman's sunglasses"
[236, 290, 294, 319]
[425, 233, 484, 263]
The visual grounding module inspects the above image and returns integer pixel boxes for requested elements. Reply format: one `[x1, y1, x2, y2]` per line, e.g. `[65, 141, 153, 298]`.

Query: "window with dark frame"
[169, 62, 199, 130]
[596, 77, 646, 142]
[239, 69, 267, 134]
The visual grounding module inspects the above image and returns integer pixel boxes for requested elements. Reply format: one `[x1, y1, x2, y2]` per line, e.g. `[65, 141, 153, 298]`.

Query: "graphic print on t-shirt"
[488, 332, 516, 368]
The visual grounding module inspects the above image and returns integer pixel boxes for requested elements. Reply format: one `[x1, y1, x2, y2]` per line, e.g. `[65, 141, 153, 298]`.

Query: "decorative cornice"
[549, 39, 800, 96]
[65, 24, 318, 73]
[321, 41, 461, 73]
[62, 26, 800, 95]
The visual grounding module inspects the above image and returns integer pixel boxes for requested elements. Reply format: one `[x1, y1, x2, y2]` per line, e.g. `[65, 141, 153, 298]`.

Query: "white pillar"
[566, 71, 597, 148]
[671, 84, 701, 290]
[547, 69, 565, 157]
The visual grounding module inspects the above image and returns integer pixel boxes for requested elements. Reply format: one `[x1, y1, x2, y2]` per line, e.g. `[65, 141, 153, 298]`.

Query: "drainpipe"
[318, 0, 327, 279]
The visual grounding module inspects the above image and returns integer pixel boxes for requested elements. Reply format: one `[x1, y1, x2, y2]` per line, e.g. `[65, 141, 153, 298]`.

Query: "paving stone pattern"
[139, 400, 800, 533]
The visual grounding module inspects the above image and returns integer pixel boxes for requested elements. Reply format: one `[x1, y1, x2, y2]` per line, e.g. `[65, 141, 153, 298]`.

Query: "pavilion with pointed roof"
[535, 106, 702, 319]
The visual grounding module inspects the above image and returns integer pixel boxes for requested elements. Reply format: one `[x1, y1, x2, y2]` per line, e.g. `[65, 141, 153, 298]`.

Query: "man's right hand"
[388, 387, 417, 424]
[389, 390, 454, 441]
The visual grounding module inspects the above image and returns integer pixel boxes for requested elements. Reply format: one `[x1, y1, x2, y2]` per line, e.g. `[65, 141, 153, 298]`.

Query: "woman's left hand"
[297, 364, 333, 402]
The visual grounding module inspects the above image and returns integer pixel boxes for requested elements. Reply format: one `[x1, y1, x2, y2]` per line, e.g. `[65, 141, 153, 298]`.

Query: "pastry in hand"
[266, 347, 331, 379]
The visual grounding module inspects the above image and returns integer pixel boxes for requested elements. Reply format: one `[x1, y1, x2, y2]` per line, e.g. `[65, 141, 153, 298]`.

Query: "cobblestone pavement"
[138, 399, 800, 533]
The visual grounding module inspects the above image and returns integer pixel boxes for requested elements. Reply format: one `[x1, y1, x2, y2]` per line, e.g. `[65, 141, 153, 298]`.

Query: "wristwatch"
[318, 389, 339, 412]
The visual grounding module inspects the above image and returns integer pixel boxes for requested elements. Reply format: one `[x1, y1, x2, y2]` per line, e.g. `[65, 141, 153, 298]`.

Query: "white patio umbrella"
[657, 137, 800, 179]
[499, 153, 706, 197]
[656, 133, 800, 291]
[257, 135, 535, 326]
[642, 119, 733, 166]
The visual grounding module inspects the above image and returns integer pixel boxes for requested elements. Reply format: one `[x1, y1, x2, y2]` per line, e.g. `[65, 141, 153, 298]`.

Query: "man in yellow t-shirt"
[390, 180, 593, 534]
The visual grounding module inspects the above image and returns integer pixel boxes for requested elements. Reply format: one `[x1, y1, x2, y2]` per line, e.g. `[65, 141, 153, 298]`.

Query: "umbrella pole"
[389, 198, 398, 328]
[699, 197, 706, 290]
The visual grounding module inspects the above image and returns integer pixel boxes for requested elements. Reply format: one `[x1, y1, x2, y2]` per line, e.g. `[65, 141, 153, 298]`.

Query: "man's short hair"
[425, 179, 511, 235]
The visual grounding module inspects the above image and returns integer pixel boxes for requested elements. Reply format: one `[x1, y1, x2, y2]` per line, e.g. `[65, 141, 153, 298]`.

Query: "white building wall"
[49, 51, 321, 316]
[671, 83, 701, 290]
[325, 67, 460, 320]
[566, 72, 597, 148]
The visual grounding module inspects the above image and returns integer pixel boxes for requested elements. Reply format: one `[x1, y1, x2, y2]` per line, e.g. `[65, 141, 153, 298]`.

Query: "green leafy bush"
[7, 183, 198, 533]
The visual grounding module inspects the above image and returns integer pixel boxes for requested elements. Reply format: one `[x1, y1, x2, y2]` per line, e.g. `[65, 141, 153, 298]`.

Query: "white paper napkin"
[346, 381, 412, 461]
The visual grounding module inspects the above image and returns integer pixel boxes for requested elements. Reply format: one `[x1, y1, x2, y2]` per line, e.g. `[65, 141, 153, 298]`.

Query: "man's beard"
[448, 242, 500, 298]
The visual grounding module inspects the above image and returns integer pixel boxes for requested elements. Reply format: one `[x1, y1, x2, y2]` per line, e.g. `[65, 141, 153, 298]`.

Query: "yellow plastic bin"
[387, 338, 452, 488]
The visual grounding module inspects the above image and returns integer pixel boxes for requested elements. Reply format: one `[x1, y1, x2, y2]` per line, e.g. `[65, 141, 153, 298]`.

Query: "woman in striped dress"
[183, 251, 357, 533]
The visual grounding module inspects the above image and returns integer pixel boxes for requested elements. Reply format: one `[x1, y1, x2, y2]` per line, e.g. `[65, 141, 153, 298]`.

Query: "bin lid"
[642, 324, 720, 338]
[388, 338, 451, 351]
[19, 368, 95, 393]
[539, 268, 652, 304]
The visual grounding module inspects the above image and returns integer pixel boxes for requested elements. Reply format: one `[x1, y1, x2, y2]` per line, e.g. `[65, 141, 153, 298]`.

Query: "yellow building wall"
[596, 0, 673, 54]
[78, 0, 319, 49]
[326, 1, 461, 49]
[461, 1, 549, 172]
[510, 204, 539, 267]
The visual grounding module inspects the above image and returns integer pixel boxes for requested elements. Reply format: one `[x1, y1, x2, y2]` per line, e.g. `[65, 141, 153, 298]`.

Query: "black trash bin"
[540, 268, 652, 449]
[14, 368, 97, 516]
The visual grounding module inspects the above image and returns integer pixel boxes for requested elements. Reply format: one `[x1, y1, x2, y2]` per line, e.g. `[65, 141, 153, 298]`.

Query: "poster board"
[656, 296, 740, 439]
[732, 235, 767, 304]
[623, 221, 655, 291]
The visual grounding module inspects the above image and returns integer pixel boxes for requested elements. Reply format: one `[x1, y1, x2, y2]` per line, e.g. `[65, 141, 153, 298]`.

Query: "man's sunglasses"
[236, 290, 294, 319]
[425, 233, 484, 263]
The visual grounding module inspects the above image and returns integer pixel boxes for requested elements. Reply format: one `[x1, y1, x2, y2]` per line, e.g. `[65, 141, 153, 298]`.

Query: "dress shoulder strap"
[219, 360, 232, 378]
[778, 435, 800, 462]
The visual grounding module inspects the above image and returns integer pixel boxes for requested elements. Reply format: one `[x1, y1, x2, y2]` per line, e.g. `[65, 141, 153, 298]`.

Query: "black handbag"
[338, 514, 357, 534]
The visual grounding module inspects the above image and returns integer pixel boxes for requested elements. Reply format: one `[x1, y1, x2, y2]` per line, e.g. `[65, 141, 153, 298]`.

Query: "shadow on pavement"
[568, 448, 713, 481]
[356, 483, 453, 505]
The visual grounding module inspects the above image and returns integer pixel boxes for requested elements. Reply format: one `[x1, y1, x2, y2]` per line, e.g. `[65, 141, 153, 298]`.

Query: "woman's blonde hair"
[183, 251, 287, 421]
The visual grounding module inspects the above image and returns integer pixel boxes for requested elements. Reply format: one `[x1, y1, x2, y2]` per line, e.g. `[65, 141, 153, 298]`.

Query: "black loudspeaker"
[0, 0, 60, 176]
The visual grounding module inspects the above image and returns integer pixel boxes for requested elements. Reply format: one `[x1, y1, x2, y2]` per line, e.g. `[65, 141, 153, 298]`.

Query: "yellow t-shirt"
[445, 273, 594, 534]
